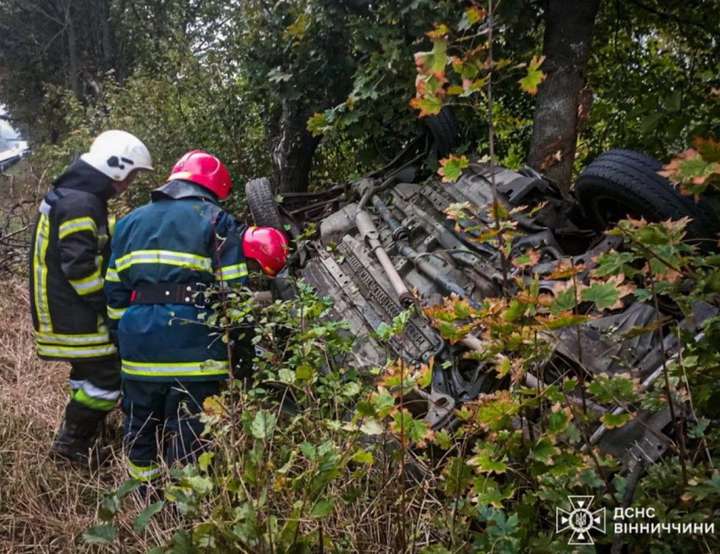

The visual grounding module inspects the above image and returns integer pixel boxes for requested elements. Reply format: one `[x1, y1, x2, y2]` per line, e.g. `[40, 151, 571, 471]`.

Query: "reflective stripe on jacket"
[105, 181, 248, 382]
[28, 161, 117, 361]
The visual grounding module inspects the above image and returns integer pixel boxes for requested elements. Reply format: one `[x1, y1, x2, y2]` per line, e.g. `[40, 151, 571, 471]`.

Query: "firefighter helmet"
[242, 226, 289, 277]
[80, 130, 153, 181]
[168, 150, 233, 200]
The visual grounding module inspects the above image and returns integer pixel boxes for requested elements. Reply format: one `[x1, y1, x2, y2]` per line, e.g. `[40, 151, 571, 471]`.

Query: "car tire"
[575, 149, 720, 239]
[425, 106, 459, 158]
[245, 177, 284, 230]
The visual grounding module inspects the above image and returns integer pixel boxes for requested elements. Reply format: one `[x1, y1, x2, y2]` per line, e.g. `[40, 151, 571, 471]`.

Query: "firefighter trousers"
[69, 358, 122, 412]
[121, 379, 221, 482]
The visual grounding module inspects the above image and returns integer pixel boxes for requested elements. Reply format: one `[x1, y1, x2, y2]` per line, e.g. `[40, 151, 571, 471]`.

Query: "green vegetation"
[1, 1, 720, 552]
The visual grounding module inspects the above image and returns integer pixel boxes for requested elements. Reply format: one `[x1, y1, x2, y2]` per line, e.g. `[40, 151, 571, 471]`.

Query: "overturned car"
[245, 148, 718, 473]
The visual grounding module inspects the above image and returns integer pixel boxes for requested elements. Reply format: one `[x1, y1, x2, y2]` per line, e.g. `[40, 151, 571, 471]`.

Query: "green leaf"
[438, 154, 470, 183]
[251, 410, 277, 440]
[475, 393, 518, 431]
[133, 501, 165, 533]
[581, 282, 621, 310]
[82, 524, 117, 545]
[391, 410, 430, 445]
[351, 449, 374, 465]
[593, 250, 639, 278]
[689, 417, 710, 438]
[410, 94, 443, 117]
[587, 374, 638, 404]
[444, 456, 473, 495]
[518, 55, 546, 95]
[98, 494, 120, 521]
[360, 418, 384, 436]
[473, 477, 514, 508]
[530, 438, 559, 465]
[116, 478, 142, 499]
[601, 412, 632, 429]
[433, 429, 453, 449]
[550, 287, 577, 315]
[295, 363, 315, 381]
[342, 381, 361, 397]
[547, 408, 571, 434]
[307, 112, 329, 136]
[310, 499, 334, 518]
[467, 447, 508, 474]
[198, 451, 214, 472]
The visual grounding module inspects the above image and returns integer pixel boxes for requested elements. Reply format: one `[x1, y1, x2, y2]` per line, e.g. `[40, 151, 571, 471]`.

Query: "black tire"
[245, 177, 283, 230]
[425, 106, 459, 158]
[575, 149, 720, 239]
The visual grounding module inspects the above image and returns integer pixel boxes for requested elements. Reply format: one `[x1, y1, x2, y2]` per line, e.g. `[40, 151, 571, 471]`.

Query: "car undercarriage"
[245, 148, 718, 475]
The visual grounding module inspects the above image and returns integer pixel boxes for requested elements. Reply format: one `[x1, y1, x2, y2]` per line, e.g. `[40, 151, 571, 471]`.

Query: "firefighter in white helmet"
[29, 130, 153, 465]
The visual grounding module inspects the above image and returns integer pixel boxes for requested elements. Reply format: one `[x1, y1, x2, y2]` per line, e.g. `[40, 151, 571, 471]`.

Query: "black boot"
[51, 400, 109, 466]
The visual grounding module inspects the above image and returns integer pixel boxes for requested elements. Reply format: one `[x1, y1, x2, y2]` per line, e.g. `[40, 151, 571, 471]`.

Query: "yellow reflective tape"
[37, 343, 117, 359]
[121, 359, 229, 378]
[35, 330, 111, 346]
[58, 216, 97, 240]
[115, 250, 212, 273]
[105, 267, 121, 282]
[127, 460, 160, 482]
[107, 305, 128, 320]
[219, 263, 248, 281]
[32, 214, 52, 332]
[69, 266, 104, 295]
[108, 215, 116, 237]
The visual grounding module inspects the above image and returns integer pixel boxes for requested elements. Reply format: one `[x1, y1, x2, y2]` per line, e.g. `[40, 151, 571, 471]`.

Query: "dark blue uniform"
[105, 181, 247, 481]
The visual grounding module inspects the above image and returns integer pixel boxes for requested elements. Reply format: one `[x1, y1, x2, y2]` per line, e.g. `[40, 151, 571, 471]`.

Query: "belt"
[130, 282, 209, 307]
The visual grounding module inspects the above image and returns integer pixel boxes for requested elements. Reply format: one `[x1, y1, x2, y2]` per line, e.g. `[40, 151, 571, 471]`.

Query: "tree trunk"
[99, 0, 114, 71]
[527, 0, 600, 193]
[271, 100, 321, 193]
[63, 0, 81, 99]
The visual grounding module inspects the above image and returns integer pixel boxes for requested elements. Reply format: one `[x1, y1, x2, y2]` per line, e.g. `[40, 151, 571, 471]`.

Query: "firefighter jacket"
[105, 180, 249, 382]
[29, 160, 118, 361]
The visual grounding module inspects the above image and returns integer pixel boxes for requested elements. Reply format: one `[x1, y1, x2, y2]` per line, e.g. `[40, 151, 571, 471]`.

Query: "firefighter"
[29, 130, 153, 464]
[105, 150, 288, 483]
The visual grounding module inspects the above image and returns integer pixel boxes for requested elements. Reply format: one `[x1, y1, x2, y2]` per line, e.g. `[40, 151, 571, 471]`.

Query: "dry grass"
[0, 278, 113, 552]
[0, 278, 185, 553]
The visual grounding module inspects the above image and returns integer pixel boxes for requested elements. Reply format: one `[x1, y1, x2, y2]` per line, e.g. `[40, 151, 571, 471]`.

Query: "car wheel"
[245, 177, 284, 230]
[424, 106, 459, 158]
[575, 149, 720, 239]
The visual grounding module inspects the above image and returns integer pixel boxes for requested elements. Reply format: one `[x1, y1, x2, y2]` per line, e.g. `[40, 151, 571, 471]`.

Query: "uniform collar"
[151, 180, 219, 203]
[53, 159, 115, 200]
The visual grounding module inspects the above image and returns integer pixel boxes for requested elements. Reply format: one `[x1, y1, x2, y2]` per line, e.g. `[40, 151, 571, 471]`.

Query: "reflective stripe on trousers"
[38, 343, 117, 359]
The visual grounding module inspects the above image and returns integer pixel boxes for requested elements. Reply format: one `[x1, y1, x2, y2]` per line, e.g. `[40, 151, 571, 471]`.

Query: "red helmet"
[243, 226, 289, 277]
[168, 150, 233, 200]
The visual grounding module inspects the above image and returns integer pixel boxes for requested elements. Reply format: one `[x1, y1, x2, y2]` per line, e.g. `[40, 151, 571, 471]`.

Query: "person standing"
[105, 150, 288, 483]
[29, 130, 153, 464]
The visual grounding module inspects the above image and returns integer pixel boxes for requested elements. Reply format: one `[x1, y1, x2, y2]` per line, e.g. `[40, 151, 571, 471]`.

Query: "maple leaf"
[547, 259, 585, 279]
[409, 94, 443, 117]
[582, 275, 635, 311]
[426, 23, 450, 40]
[438, 154, 470, 182]
[518, 55, 546, 95]
[692, 136, 720, 163]
[660, 146, 720, 198]
[512, 249, 541, 269]
[458, 6, 487, 31]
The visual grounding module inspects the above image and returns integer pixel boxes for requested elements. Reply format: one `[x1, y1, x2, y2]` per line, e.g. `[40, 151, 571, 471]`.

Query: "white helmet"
[80, 130, 153, 181]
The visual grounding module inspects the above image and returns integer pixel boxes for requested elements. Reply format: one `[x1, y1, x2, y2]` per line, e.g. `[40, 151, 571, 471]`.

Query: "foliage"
[661, 136, 720, 198]
[87, 207, 720, 551]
